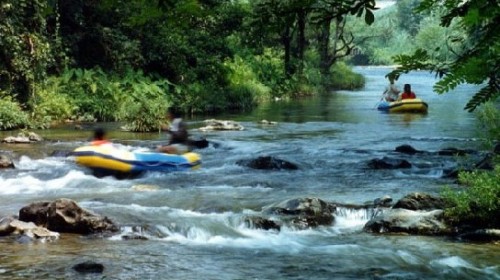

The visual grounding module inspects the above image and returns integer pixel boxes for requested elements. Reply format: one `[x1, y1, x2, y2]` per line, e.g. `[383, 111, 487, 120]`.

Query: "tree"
[251, 0, 377, 79]
[0, 0, 52, 106]
[395, 0, 424, 36]
[387, 0, 499, 112]
[311, 0, 377, 77]
[250, 0, 315, 77]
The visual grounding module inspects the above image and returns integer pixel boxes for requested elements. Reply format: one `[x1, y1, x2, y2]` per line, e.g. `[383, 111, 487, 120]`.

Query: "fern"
[464, 81, 500, 112]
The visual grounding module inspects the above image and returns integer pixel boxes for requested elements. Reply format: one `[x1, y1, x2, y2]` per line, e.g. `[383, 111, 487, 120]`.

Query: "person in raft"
[91, 127, 111, 146]
[383, 80, 400, 102]
[400, 84, 417, 100]
[157, 107, 190, 154]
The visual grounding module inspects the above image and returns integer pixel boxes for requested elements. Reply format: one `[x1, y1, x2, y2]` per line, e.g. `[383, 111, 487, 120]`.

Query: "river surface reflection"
[0, 67, 498, 280]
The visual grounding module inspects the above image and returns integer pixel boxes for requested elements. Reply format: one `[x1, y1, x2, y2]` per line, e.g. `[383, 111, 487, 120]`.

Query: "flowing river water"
[0, 67, 498, 279]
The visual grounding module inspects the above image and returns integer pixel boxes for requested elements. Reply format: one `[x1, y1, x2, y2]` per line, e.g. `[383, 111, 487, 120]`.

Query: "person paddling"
[383, 80, 400, 102]
[157, 107, 190, 154]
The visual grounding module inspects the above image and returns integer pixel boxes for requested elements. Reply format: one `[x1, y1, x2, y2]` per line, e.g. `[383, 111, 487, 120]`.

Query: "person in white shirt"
[383, 80, 400, 102]
[157, 107, 190, 154]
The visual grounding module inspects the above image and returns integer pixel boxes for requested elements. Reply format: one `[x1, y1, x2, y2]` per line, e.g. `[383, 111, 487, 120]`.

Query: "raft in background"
[377, 98, 428, 113]
[71, 145, 201, 178]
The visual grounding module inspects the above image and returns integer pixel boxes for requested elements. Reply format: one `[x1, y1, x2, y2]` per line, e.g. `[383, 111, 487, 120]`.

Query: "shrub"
[30, 80, 75, 128]
[117, 76, 171, 132]
[0, 96, 30, 130]
[476, 102, 500, 148]
[442, 166, 500, 228]
[58, 68, 121, 122]
[329, 62, 365, 90]
[224, 55, 271, 109]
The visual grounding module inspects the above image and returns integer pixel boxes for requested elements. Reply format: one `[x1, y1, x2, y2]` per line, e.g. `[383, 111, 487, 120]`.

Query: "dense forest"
[0, 0, 498, 132]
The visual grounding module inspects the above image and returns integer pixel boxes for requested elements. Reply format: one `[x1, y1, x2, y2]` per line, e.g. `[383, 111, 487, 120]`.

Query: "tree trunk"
[317, 19, 331, 76]
[296, 9, 307, 74]
[282, 24, 292, 77]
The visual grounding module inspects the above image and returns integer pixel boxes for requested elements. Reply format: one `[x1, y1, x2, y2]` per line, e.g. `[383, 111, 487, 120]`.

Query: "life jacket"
[401, 91, 416, 99]
[91, 140, 111, 146]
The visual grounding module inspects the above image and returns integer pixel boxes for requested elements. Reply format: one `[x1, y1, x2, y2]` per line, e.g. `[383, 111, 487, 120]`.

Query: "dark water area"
[0, 67, 498, 280]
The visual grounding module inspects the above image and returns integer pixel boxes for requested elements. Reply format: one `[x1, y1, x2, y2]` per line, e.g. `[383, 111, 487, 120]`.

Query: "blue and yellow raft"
[71, 145, 201, 176]
[377, 98, 428, 113]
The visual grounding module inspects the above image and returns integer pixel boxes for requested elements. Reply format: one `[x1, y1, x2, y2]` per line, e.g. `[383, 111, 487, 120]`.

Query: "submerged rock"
[262, 197, 335, 229]
[199, 119, 244, 131]
[237, 156, 298, 170]
[367, 157, 412, 169]
[0, 155, 14, 168]
[73, 261, 104, 274]
[188, 138, 209, 149]
[395, 144, 423, 155]
[244, 216, 281, 231]
[438, 147, 476, 156]
[2, 132, 43, 143]
[458, 229, 500, 242]
[259, 119, 278, 125]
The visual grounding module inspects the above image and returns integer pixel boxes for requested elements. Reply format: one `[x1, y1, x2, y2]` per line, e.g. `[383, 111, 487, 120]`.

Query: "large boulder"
[262, 197, 335, 229]
[19, 198, 118, 235]
[393, 192, 446, 211]
[364, 209, 451, 235]
[395, 144, 423, 155]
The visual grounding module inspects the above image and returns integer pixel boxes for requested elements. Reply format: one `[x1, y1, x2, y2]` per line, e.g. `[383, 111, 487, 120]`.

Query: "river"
[0, 67, 498, 279]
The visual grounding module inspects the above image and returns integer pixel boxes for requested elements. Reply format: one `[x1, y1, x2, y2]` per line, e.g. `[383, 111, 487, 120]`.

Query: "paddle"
[374, 92, 385, 109]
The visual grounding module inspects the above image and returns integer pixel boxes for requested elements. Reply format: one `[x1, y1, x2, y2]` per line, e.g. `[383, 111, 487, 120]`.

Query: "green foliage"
[252, 48, 288, 99]
[0, 0, 387, 124]
[36, 67, 174, 131]
[395, 0, 425, 36]
[329, 62, 365, 90]
[59, 68, 121, 121]
[441, 166, 500, 228]
[0, 0, 53, 105]
[117, 73, 171, 132]
[476, 102, 500, 148]
[224, 55, 271, 108]
[30, 80, 75, 128]
[0, 95, 30, 130]
[387, 0, 500, 112]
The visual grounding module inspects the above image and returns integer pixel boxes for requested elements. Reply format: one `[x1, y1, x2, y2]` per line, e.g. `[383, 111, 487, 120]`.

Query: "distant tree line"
[0, 0, 497, 131]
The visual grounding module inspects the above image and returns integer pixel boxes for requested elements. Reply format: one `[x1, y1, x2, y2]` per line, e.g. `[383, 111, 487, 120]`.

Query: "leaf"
[364, 9, 374, 25]
[90, 83, 97, 94]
